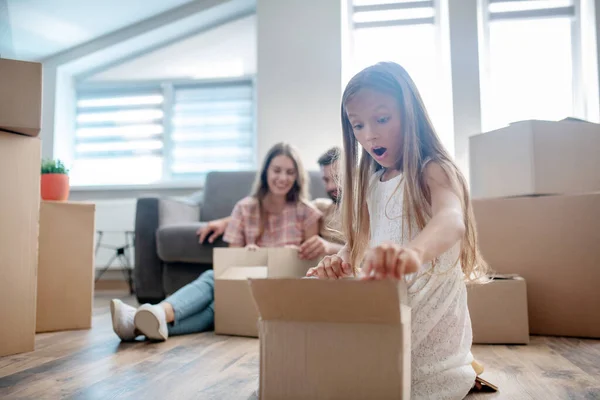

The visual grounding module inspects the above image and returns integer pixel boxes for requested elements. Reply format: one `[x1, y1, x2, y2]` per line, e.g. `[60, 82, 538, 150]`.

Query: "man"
[197, 146, 343, 260]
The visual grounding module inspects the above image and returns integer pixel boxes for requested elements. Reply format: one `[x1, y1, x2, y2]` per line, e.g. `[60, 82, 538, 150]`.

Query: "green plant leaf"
[41, 159, 69, 175]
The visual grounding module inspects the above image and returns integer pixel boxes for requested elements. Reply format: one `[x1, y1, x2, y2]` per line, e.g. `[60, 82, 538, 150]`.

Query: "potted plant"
[41, 159, 70, 201]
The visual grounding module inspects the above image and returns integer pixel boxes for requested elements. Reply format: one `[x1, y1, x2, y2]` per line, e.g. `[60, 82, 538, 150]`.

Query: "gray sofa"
[134, 170, 327, 304]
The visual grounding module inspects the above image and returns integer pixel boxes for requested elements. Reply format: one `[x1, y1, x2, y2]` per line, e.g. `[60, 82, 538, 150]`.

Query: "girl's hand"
[361, 243, 422, 280]
[245, 244, 260, 251]
[306, 255, 353, 279]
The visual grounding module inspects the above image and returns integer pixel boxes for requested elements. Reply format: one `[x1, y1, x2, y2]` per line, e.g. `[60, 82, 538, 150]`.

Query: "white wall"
[88, 15, 256, 81]
[256, 0, 346, 169]
[41, 64, 77, 163]
[447, 0, 482, 179]
[4, 0, 196, 61]
[53, 68, 76, 166]
[93, 199, 137, 269]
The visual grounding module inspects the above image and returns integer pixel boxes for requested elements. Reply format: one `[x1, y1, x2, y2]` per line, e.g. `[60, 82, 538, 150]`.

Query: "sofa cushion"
[200, 171, 256, 222]
[308, 170, 328, 200]
[157, 222, 227, 264]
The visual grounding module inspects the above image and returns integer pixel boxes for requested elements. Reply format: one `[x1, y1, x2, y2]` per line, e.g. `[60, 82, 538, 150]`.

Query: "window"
[349, 0, 454, 153]
[170, 82, 255, 180]
[480, 0, 580, 132]
[73, 89, 165, 186]
[73, 80, 255, 187]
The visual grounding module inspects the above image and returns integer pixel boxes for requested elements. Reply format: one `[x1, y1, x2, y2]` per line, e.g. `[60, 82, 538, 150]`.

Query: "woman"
[110, 142, 322, 341]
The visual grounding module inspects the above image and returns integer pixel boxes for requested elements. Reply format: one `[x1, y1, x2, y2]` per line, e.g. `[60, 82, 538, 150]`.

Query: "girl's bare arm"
[406, 162, 465, 264]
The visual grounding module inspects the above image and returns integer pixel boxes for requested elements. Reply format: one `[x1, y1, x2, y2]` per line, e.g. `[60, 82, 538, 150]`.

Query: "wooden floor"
[1, 292, 599, 400]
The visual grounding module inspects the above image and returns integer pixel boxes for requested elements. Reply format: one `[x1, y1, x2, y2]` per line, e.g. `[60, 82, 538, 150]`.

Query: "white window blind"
[72, 89, 165, 186]
[170, 82, 255, 179]
[481, 0, 577, 132]
[350, 0, 454, 154]
[72, 80, 255, 186]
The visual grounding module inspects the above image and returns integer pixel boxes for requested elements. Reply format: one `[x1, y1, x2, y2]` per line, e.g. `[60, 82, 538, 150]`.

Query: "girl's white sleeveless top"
[367, 170, 475, 400]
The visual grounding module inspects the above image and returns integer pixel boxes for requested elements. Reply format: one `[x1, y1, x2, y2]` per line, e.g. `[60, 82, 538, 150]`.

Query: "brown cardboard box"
[0, 132, 40, 356]
[469, 120, 600, 198]
[0, 58, 42, 137]
[213, 247, 318, 337]
[467, 275, 529, 344]
[473, 194, 600, 338]
[249, 278, 411, 400]
[37, 201, 96, 333]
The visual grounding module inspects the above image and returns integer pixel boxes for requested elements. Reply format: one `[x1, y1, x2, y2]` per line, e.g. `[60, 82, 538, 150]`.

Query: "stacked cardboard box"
[470, 119, 600, 339]
[0, 58, 43, 356]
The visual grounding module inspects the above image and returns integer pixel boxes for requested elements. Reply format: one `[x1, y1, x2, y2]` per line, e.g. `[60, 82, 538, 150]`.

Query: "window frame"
[348, 0, 456, 154]
[73, 76, 257, 188]
[478, 0, 594, 131]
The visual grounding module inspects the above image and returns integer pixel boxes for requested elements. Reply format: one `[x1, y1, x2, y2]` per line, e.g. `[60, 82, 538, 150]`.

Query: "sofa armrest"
[157, 222, 227, 265]
[134, 197, 199, 304]
[134, 197, 163, 303]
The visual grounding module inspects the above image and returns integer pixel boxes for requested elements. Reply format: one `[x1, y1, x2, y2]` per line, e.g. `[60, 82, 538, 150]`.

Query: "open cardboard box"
[249, 278, 411, 400]
[213, 247, 319, 337]
[467, 275, 529, 344]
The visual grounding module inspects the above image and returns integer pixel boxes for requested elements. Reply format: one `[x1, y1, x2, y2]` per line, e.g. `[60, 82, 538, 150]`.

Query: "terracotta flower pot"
[41, 173, 70, 201]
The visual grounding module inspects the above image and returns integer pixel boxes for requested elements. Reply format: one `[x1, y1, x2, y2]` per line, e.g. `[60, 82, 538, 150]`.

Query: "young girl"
[306, 62, 488, 399]
[111, 142, 322, 342]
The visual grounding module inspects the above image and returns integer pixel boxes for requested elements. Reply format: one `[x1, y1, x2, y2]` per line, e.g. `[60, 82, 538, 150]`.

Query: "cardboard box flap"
[213, 248, 269, 277]
[219, 266, 268, 280]
[467, 274, 524, 286]
[267, 247, 318, 278]
[249, 278, 408, 325]
[491, 274, 523, 281]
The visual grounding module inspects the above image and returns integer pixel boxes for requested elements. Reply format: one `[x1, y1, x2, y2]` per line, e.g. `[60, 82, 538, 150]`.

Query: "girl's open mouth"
[373, 147, 387, 159]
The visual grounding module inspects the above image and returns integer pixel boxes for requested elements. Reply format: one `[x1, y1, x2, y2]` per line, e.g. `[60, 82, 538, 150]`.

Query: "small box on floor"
[468, 275, 529, 344]
[473, 193, 600, 338]
[249, 278, 411, 400]
[0, 132, 40, 356]
[470, 119, 600, 198]
[213, 247, 318, 337]
[37, 201, 96, 333]
[0, 58, 42, 137]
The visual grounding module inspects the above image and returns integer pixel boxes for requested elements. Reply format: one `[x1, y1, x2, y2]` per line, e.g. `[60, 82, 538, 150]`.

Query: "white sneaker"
[110, 299, 140, 341]
[134, 304, 169, 341]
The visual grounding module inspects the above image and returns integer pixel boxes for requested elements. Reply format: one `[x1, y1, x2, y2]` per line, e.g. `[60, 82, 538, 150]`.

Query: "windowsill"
[70, 181, 204, 192]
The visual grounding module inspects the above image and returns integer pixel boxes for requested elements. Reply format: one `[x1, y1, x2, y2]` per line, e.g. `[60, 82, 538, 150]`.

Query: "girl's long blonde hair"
[250, 142, 309, 239]
[340, 62, 488, 281]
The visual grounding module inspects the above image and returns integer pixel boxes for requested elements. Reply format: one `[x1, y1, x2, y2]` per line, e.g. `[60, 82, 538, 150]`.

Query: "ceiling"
[88, 15, 256, 81]
[1, 0, 196, 61]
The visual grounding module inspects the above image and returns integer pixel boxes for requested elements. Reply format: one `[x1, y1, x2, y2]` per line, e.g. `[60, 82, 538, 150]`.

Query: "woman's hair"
[250, 142, 309, 238]
[340, 62, 488, 281]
